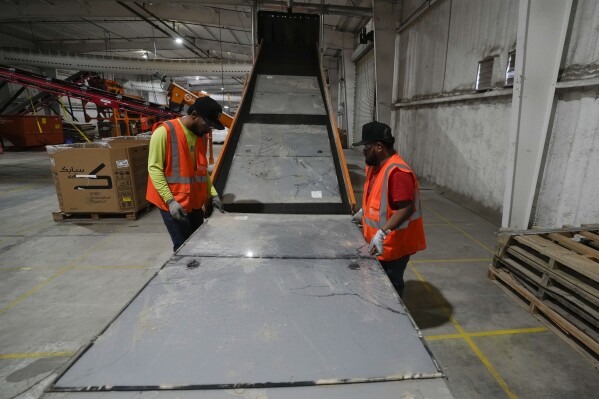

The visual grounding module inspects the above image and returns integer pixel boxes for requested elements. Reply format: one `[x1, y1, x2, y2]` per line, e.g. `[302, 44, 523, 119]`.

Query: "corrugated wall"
[397, 1, 450, 99]
[393, 0, 598, 226]
[394, 0, 517, 219]
[532, 0, 599, 227]
[561, 0, 599, 80]
[534, 91, 599, 227]
[396, 99, 511, 216]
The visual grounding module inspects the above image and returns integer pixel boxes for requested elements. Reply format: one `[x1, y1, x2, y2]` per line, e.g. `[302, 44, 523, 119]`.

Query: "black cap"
[352, 121, 394, 146]
[187, 96, 225, 130]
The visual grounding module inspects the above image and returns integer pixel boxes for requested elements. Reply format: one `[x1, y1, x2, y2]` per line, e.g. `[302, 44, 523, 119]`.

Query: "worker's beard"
[191, 126, 210, 137]
[364, 154, 378, 166]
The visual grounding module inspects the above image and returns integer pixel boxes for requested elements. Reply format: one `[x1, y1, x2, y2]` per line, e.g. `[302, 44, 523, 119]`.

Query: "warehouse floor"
[0, 148, 598, 399]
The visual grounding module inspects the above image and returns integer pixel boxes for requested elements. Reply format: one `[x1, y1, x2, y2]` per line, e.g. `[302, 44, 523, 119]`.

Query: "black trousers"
[379, 255, 411, 298]
[159, 208, 204, 252]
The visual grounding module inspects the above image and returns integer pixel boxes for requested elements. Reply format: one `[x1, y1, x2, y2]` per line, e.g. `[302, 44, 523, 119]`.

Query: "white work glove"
[369, 229, 389, 256]
[168, 199, 187, 221]
[351, 208, 363, 224]
[212, 196, 225, 213]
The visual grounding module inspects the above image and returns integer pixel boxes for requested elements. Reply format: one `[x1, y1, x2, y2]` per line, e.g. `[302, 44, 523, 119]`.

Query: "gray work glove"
[351, 208, 363, 224]
[212, 195, 225, 213]
[168, 199, 187, 221]
[369, 228, 389, 256]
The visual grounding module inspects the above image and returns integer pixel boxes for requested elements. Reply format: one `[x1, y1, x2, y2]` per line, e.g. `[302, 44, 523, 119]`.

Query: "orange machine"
[83, 78, 157, 137]
[166, 82, 234, 164]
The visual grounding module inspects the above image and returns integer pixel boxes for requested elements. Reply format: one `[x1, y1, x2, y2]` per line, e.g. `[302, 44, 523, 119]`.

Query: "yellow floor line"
[411, 265, 518, 399]
[0, 235, 116, 316]
[426, 327, 547, 341]
[0, 351, 75, 359]
[424, 205, 495, 255]
[455, 322, 518, 399]
[467, 327, 547, 338]
[409, 258, 492, 264]
[0, 265, 148, 272]
[0, 266, 73, 316]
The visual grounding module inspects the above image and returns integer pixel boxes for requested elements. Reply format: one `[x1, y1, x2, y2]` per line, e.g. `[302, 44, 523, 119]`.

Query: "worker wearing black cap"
[147, 96, 225, 252]
[352, 121, 426, 297]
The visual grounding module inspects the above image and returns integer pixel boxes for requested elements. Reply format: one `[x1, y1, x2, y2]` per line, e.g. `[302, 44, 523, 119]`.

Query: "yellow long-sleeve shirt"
[148, 118, 217, 203]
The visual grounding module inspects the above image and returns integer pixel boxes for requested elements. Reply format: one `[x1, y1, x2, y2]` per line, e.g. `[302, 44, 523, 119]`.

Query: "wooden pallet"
[495, 229, 599, 299]
[491, 226, 599, 358]
[489, 266, 599, 358]
[52, 203, 155, 222]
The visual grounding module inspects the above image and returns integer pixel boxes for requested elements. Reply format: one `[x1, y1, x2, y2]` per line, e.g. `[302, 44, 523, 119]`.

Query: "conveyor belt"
[44, 11, 453, 399]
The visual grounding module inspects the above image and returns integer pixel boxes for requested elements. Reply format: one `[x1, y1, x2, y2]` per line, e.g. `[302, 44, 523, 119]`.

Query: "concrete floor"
[0, 147, 598, 399]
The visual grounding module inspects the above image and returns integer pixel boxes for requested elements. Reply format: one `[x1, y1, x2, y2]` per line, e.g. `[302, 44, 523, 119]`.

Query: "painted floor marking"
[0, 235, 116, 316]
[426, 327, 547, 341]
[411, 265, 518, 399]
[409, 258, 492, 264]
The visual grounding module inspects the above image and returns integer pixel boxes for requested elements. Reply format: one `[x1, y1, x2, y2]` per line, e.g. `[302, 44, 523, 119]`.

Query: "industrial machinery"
[42, 11, 452, 399]
[0, 65, 178, 142]
[165, 81, 235, 163]
[82, 76, 158, 137]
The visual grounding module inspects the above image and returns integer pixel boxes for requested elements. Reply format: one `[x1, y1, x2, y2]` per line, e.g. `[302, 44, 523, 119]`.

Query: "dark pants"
[160, 208, 204, 252]
[380, 255, 410, 298]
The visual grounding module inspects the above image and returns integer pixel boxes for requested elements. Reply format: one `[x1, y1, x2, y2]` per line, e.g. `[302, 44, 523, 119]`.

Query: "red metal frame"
[0, 64, 179, 119]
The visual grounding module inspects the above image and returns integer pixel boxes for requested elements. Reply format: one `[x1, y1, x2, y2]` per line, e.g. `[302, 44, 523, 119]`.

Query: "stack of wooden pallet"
[489, 226, 599, 357]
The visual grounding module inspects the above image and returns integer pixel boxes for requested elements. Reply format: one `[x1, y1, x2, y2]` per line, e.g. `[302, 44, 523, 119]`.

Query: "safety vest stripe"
[363, 162, 422, 230]
[166, 175, 207, 184]
[164, 121, 182, 180]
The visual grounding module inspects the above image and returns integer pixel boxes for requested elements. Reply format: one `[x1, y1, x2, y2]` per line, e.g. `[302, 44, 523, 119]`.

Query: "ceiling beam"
[0, 48, 251, 77]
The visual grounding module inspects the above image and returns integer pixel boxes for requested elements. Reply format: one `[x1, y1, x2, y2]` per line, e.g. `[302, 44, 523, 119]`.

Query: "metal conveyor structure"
[43, 12, 453, 399]
[0, 65, 178, 119]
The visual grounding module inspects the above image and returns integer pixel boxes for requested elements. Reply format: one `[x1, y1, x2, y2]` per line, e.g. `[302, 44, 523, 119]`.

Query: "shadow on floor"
[402, 280, 453, 330]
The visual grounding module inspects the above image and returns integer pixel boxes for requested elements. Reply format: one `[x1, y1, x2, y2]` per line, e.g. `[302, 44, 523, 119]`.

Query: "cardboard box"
[47, 141, 149, 214]
[0, 115, 64, 146]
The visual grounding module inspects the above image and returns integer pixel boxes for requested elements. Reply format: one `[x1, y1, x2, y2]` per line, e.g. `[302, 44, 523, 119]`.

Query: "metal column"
[502, 0, 574, 228]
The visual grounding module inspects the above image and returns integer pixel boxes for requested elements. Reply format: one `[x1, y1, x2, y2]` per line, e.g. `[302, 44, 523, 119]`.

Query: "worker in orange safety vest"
[352, 121, 426, 297]
[147, 97, 225, 252]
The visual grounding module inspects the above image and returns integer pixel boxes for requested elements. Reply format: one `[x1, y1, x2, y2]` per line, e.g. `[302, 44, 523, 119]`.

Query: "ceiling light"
[224, 105, 229, 109]
[221, 87, 224, 91]
[175, 37, 183, 44]
[141, 51, 148, 59]
[200, 90, 208, 94]
[195, 76, 200, 80]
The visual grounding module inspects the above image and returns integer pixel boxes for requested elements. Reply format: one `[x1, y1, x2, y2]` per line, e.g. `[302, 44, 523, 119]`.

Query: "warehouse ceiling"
[0, 0, 371, 110]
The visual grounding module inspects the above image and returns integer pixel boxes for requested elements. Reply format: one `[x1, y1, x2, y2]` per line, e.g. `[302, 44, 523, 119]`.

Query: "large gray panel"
[253, 75, 321, 94]
[250, 75, 325, 115]
[236, 124, 331, 157]
[45, 379, 453, 398]
[223, 155, 341, 204]
[177, 214, 368, 258]
[54, 256, 440, 389]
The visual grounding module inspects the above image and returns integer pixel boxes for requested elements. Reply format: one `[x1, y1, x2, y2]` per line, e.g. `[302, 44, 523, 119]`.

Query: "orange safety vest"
[146, 119, 209, 212]
[362, 153, 426, 261]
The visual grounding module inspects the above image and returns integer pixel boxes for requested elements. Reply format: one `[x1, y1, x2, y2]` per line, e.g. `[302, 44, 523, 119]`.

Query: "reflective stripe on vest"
[363, 163, 422, 230]
[163, 120, 207, 184]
